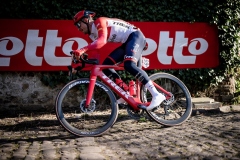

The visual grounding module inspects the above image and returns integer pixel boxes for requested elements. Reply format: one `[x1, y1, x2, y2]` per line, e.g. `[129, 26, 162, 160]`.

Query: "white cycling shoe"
[146, 93, 166, 111]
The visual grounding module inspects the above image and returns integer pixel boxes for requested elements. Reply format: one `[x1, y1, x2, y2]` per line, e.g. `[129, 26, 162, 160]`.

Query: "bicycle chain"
[127, 105, 145, 120]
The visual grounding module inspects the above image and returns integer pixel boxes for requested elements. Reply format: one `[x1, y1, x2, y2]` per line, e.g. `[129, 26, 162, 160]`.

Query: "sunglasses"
[75, 22, 81, 29]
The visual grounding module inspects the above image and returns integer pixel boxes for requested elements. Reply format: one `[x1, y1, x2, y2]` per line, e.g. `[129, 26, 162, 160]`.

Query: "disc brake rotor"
[163, 92, 174, 105]
[80, 99, 96, 113]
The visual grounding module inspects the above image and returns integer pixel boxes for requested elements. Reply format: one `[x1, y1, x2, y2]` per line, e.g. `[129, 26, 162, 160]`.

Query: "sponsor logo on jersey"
[113, 21, 130, 29]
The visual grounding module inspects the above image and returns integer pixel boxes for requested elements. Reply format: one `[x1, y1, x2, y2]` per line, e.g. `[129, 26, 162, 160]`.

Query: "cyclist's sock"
[145, 80, 160, 96]
[145, 81, 166, 110]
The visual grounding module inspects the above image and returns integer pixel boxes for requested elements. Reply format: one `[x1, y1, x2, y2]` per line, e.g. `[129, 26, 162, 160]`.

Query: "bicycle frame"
[56, 53, 193, 137]
[83, 64, 172, 111]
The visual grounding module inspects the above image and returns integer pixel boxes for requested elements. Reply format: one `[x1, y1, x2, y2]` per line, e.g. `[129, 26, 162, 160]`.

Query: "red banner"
[0, 19, 219, 71]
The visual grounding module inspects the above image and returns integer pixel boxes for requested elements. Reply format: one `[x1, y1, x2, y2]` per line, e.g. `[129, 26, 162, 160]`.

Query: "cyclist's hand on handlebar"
[70, 50, 81, 63]
[69, 48, 87, 74]
[70, 47, 88, 63]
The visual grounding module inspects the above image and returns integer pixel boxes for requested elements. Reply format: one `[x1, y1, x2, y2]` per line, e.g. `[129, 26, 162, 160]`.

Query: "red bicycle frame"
[83, 64, 172, 111]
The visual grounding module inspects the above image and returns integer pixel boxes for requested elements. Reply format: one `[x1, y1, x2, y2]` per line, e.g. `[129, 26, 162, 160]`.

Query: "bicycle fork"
[84, 76, 97, 108]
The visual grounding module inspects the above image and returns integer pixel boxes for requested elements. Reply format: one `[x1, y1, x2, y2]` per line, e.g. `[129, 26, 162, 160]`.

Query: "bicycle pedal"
[138, 104, 147, 110]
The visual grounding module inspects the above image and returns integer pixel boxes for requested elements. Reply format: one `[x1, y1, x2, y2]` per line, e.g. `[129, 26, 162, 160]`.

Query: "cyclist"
[71, 10, 166, 110]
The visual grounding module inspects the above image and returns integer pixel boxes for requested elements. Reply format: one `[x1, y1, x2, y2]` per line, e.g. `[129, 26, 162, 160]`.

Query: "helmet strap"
[81, 18, 91, 35]
[87, 18, 91, 35]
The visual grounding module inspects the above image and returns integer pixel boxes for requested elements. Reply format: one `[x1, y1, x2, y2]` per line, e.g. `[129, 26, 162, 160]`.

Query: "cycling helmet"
[73, 10, 95, 25]
[73, 10, 95, 34]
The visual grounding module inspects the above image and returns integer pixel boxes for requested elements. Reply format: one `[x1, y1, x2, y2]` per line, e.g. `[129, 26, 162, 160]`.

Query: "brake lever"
[81, 53, 88, 61]
[70, 51, 79, 64]
[67, 52, 88, 81]
[67, 65, 74, 80]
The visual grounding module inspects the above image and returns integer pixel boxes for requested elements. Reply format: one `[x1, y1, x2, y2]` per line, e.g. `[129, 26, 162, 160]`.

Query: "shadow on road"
[0, 109, 240, 159]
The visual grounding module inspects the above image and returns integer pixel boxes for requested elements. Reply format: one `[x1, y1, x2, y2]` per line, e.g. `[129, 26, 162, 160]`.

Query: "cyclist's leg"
[102, 45, 125, 80]
[123, 31, 166, 110]
[102, 45, 128, 104]
[123, 31, 149, 84]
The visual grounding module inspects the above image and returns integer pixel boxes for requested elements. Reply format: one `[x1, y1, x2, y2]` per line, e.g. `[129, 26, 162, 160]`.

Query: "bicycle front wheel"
[141, 73, 192, 126]
[55, 78, 118, 137]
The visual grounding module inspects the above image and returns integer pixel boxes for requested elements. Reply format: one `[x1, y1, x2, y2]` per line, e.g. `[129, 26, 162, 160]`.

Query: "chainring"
[127, 105, 145, 120]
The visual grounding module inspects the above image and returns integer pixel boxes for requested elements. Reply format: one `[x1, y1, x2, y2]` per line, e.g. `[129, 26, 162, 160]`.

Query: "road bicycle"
[55, 53, 192, 137]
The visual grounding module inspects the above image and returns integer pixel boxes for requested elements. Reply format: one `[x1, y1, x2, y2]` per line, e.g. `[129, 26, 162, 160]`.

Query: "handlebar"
[70, 51, 99, 65]
[68, 52, 99, 80]
[80, 53, 99, 65]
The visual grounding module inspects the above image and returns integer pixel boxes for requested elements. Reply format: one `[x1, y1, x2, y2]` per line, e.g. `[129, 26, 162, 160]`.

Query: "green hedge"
[0, 0, 239, 95]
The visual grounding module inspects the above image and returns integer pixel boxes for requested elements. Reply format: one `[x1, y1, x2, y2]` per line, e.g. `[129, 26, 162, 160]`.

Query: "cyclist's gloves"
[71, 47, 88, 61]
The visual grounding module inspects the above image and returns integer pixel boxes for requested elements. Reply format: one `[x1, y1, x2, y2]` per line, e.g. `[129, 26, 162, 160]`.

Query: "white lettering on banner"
[188, 38, 208, 55]
[0, 30, 209, 67]
[0, 37, 24, 66]
[44, 30, 68, 66]
[143, 31, 209, 65]
[25, 30, 43, 66]
[0, 30, 88, 66]
[62, 38, 88, 56]
[173, 31, 196, 64]
[157, 32, 173, 64]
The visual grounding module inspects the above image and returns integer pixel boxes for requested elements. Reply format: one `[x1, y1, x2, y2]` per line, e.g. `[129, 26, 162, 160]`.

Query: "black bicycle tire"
[141, 72, 192, 126]
[55, 78, 118, 137]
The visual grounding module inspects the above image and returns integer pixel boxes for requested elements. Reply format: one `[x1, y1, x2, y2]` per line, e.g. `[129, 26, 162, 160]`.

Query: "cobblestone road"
[0, 108, 240, 160]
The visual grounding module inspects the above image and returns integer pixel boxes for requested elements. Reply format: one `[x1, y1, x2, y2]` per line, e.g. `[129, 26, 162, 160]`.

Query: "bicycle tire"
[141, 72, 192, 126]
[55, 78, 118, 137]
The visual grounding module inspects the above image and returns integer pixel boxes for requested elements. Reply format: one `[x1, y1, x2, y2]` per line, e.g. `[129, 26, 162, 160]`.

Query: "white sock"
[145, 81, 160, 97]
[145, 81, 166, 110]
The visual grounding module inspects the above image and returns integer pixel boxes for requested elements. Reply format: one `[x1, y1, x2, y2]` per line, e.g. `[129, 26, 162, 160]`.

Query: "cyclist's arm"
[85, 17, 108, 51]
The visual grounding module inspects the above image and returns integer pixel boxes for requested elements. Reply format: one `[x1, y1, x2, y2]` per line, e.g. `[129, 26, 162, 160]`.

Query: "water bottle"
[129, 80, 136, 96]
[115, 78, 129, 91]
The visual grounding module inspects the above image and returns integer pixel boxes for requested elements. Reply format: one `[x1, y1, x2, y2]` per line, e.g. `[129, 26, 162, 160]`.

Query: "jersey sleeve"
[85, 17, 108, 51]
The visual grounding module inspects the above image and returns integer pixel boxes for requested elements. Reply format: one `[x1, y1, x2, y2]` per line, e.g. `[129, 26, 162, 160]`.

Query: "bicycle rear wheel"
[141, 73, 192, 126]
[55, 78, 118, 136]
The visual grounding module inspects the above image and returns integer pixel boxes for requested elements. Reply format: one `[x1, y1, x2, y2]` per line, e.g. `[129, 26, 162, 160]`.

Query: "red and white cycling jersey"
[90, 17, 137, 43]
[85, 17, 139, 51]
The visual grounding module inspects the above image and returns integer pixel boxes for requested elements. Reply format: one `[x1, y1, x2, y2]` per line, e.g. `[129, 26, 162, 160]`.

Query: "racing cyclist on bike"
[71, 10, 166, 111]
